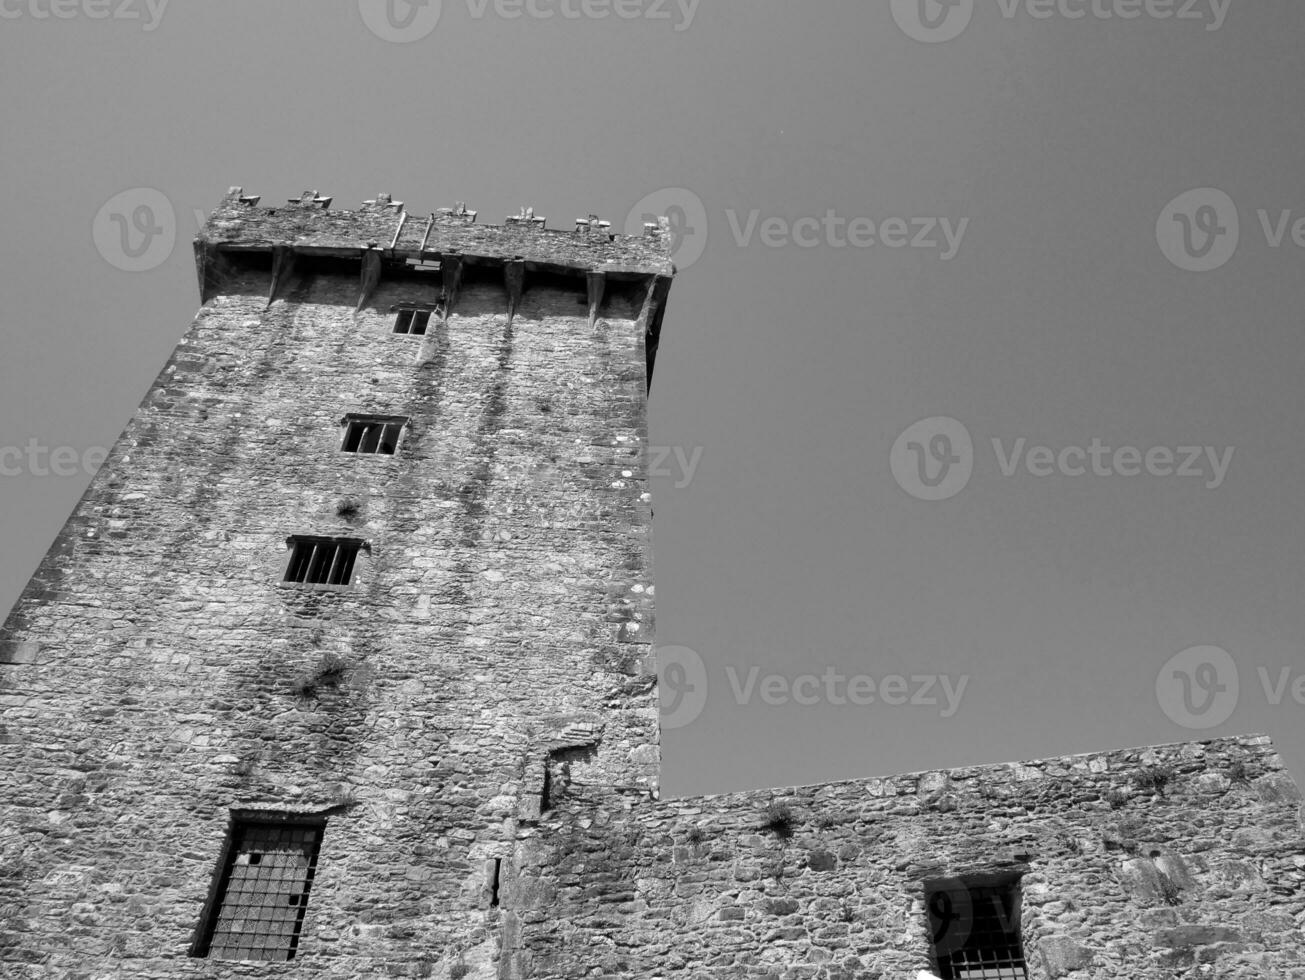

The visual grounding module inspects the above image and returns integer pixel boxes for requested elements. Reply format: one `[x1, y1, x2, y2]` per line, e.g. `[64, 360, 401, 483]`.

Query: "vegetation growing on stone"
[1133, 765, 1175, 797]
[292, 651, 350, 698]
[762, 800, 795, 839]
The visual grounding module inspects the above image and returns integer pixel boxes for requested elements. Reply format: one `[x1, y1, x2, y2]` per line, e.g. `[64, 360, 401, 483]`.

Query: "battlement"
[194, 188, 677, 384]
[196, 187, 677, 279]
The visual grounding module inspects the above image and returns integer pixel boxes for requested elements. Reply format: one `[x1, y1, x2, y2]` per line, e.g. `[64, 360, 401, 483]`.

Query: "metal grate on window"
[283, 536, 364, 587]
[196, 816, 325, 962]
[393, 307, 432, 335]
[340, 415, 407, 455]
[927, 877, 1028, 980]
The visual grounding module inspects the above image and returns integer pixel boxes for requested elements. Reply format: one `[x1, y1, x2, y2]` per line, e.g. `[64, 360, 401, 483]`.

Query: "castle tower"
[2, 187, 1304, 980]
[0, 189, 675, 976]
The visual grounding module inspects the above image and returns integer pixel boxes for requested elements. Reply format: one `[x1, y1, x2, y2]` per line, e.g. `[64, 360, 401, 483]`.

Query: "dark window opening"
[294, 252, 363, 280]
[214, 247, 274, 276]
[194, 816, 325, 962]
[525, 267, 589, 300]
[394, 308, 432, 335]
[341, 415, 407, 455]
[603, 274, 647, 307]
[539, 763, 552, 814]
[490, 858, 502, 908]
[283, 536, 364, 588]
[927, 875, 1027, 980]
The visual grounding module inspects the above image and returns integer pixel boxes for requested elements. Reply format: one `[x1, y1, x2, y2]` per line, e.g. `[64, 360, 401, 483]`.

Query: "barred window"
[926, 875, 1028, 979]
[283, 536, 364, 588]
[194, 815, 325, 962]
[340, 414, 407, 455]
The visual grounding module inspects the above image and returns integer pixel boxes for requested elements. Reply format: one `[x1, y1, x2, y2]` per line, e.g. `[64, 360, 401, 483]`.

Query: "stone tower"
[0, 189, 675, 977]
[2, 188, 1303, 980]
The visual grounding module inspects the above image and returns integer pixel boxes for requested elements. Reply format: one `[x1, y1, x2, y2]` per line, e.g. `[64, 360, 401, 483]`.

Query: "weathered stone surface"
[1154, 924, 1245, 948]
[0, 194, 663, 979]
[199, 187, 677, 277]
[0, 191, 1303, 980]
[1038, 935, 1094, 977]
[517, 735, 1305, 979]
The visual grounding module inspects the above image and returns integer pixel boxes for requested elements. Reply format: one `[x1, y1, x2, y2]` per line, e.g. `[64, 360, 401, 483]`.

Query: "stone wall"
[199, 190, 677, 277]
[0, 207, 665, 978]
[1, 194, 1302, 980]
[516, 733, 1305, 979]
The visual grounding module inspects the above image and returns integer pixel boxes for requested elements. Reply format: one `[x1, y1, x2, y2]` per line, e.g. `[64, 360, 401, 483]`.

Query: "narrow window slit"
[540, 764, 552, 814]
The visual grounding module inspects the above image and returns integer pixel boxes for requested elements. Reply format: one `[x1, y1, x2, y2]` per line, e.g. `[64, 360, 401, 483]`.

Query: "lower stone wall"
[512, 734, 1305, 980]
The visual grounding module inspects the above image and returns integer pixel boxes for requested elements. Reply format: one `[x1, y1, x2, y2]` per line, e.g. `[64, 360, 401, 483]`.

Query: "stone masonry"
[0, 188, 1302, 980]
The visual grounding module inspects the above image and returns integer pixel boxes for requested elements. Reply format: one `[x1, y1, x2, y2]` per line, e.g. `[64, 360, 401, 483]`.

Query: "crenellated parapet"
[194, 187, 678, 383]
[196, 187, 676, 283]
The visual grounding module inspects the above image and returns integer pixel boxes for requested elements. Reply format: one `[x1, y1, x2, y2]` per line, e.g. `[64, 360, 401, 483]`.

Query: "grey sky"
[1, 0, 1303, 797]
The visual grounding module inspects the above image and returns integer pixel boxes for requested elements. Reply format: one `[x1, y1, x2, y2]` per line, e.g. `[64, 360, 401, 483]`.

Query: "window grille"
[340, 415, 406, 455]
[283, 536, 364, 587]
[927, 877, 1028, 980]
[195, 816, 325, 962]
